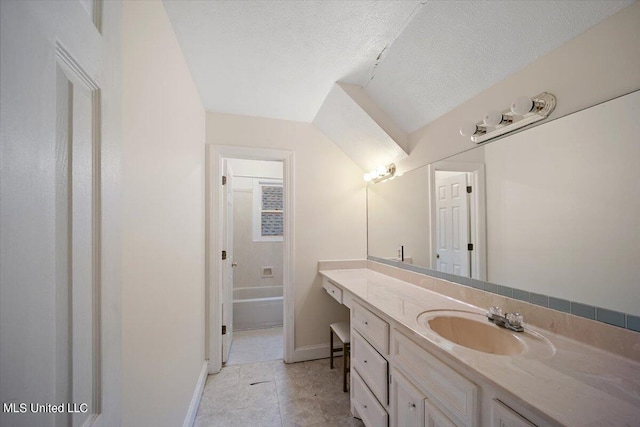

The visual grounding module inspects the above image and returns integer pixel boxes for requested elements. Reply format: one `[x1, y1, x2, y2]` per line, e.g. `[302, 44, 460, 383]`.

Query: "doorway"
[206, 146, 294, 374]
[224, 158, 284, 365]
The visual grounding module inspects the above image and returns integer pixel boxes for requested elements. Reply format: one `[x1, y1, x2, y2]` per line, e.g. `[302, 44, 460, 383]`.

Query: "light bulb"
[511, 96, 534, 116]
[483, 110, 503, 127]
[459, 122, 478, 137]
[363, 172, 372, 182]
[376, 166, 386, 176]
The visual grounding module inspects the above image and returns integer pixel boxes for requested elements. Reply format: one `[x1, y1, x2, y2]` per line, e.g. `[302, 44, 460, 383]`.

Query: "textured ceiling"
[365, 0, 635, 132]
[164, 0, 633, 131]
[163, 0, 424, 122]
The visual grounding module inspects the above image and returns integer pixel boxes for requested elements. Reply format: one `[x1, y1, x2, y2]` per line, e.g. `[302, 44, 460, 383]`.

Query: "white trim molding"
[292, 344, 332, 363]
[206, 145, 295, 373]
[182, 361, 209, 427]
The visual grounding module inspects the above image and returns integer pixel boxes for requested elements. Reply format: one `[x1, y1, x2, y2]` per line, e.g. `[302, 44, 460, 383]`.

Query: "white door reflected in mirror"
[435, 172, 471, 277]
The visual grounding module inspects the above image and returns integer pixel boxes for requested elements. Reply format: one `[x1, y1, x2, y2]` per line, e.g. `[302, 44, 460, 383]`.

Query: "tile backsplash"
[368, 256, 639, 333]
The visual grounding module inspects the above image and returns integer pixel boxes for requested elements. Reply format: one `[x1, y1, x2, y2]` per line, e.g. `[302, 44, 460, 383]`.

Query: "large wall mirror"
[367, 90, 639, 317]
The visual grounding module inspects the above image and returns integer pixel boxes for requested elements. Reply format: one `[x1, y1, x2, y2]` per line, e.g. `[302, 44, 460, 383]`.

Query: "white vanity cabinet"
[391, 368, 458, 427]
[353, 369, 389, 427]
[391, 368, 424, 426]
[352, 329, 388, 404]
[322, 277, 343, 305]
[323, 276, 354, 308]
[318, 268, 626, 426]
[349, 300, 480, 427]
[351, 302, 391, 425]
[491, 399, 536, 427]
[392, 329, 478, 426]
[352, 302, 390, 355]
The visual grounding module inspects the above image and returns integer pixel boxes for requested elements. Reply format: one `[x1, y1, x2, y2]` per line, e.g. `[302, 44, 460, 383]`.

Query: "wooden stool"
[330, 321, 351, 392]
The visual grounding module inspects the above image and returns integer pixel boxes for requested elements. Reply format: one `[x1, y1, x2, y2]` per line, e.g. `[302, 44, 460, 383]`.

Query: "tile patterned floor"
[226, 327, 284, 366]
[195, 357, 364, 427]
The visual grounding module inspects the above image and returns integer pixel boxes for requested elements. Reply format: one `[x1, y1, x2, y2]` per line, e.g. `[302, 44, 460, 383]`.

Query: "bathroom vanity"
[320, 262, 640, 426]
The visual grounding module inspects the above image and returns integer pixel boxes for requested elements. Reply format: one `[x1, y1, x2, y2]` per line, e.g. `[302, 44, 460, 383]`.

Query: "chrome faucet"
[486, 306, 524, 332]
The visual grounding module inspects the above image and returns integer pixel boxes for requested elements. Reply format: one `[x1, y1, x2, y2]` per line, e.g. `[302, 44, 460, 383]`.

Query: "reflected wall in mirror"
[367, 90, 640, 317]
[367, 166, 429, 266]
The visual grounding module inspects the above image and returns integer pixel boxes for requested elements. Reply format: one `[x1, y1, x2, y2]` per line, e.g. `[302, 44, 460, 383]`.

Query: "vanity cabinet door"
[392, 330, 478, 426]
[491, 399, 536, 427]
[425, 399, 457, 427]
[391, 369, 424, 427]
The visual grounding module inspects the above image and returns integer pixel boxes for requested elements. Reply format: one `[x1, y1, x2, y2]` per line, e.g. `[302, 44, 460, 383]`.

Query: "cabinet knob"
[364, 321, 368, 325]
[363, 360, 367, 364]
[409, 402, 416, 410]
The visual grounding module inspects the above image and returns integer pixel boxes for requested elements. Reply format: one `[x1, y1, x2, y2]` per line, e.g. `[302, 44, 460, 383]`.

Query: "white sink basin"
[417, 310, 555, 358]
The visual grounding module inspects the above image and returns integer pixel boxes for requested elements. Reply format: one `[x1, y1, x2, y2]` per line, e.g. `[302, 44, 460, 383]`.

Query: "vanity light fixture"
[460, 92, 557, 144]
[364, 163, 396, 184]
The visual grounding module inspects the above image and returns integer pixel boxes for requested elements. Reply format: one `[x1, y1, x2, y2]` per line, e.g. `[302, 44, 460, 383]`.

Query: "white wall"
[227, 158, 283, 180]
[0, 2, 122, 426]
[207, 113, 367, 349]
[122, 1, 205, 426]
[403, 2, 640, 172]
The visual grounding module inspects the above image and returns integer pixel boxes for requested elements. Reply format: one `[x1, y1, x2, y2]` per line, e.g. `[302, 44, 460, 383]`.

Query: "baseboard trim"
[292, 343, 332, 363]
[183, 360, 209, 427]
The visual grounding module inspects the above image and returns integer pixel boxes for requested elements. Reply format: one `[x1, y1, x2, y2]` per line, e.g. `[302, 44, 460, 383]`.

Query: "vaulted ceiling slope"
[365, 0, 635, 133]
[164, 0, 633, 132]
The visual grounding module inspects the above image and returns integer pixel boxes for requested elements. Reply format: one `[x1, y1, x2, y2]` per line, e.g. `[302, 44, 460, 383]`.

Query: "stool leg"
[343, 342, 348, 392]
[330, 329, 334, 369]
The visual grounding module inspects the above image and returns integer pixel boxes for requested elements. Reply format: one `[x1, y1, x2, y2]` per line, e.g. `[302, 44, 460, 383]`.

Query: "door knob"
[436, 254, 440, 259]
[232, 262, 238, 267]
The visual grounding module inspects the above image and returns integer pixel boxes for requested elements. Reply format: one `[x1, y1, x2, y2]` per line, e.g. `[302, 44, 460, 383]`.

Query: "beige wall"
[403, 1, 640, 174]
[485, 91, 640, 316]
[207, 113, 367, 348]
[368, 166, 430, 266]
[228, 159, 284, 288]
[233, 190, 284, 288]
[122, 1, 205, 426]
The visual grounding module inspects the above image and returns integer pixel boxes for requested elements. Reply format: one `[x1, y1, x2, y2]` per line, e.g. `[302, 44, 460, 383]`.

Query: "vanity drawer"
[392, 331, 478, 427]
[353, 302, 390, 355]
[353, 369, 388, 427]
[322, 278, 342, 304]
[352, 329, 388, 405]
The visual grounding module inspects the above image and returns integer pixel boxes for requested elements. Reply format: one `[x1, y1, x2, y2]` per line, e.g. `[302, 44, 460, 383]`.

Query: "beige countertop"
[319, 267, 640, 426]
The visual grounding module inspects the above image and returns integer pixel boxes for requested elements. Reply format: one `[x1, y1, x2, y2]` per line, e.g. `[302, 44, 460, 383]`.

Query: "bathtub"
[233, 286, 283, 331]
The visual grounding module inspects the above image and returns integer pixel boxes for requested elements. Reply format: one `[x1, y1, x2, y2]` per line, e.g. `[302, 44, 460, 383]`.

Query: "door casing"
[206, 145, 294, 373]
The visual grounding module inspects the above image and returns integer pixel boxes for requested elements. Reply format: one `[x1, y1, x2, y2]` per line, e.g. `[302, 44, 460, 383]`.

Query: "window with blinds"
[253, 180, 283, 242]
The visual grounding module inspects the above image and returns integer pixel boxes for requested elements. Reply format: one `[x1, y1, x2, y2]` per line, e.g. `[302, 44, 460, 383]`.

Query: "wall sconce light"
[459, 92, 557, 144]
[364, 163, 396, 184]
